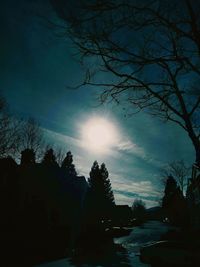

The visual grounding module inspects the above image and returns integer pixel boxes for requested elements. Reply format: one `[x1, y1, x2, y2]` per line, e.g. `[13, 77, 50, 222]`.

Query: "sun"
[81, 117, 119, 154]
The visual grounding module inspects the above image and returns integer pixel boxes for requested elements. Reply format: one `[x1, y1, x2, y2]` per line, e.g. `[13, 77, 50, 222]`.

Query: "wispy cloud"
[115, 139, 146, 158]
[110, 173, 161, 208]
[112, 179, 161, 198]
[114, 138, 164, 170]
[43, 128, 82, 149]
[114, 192, 159, 208]
[43, 127, 162, 171]
[42, 127, 162, 208]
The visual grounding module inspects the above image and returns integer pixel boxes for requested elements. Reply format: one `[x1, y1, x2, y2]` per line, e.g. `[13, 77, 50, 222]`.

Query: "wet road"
[114, 220, 173, 267]
[36, 221, 172, 267]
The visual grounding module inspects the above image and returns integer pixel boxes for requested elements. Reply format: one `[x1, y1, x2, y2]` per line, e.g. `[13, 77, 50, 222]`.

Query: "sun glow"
[81, 117, 119, 154]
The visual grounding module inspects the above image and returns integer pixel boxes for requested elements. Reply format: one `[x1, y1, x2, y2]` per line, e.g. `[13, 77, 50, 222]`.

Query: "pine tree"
[88, 161, 100, 189]
[61, 151, 77, 176]
[162, 175, 187, 225]
[100, 163, 115, 207]
[42, 148, 58, 167]
[20, 148, 35, 166]
[88, 161, 115, 222]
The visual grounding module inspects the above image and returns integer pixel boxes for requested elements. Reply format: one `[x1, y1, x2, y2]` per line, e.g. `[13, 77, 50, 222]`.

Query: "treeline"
[0, 146, 117, 264]
[0, 95, 118, 264]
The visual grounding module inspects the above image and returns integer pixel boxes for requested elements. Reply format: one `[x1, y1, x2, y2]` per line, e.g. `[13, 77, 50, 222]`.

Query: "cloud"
[43, 128, 94, 177]
[114, 191, 159, 208]
[43, 128, 82, 148]
[111, 173, 161, 207]
[116, 139, 146, 158]
[113, 180, 161, 198]
[43, 124, 161, 174]
[42, 127, 162, 208]
[114, 137, 164, 171]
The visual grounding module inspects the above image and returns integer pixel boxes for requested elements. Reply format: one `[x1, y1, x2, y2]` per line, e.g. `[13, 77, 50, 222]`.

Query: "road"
[36, 221, 172, 267]
[114, 220, 174, 267]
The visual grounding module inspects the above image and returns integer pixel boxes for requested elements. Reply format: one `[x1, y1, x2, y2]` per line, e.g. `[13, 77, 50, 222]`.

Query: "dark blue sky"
[0, 0, 194, 207]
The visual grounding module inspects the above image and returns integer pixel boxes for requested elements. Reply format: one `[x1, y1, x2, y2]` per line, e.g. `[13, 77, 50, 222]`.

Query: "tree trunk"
[184, 116, 200, 165]
[194, 142, 200, 166]
[188, 131, 200, 166]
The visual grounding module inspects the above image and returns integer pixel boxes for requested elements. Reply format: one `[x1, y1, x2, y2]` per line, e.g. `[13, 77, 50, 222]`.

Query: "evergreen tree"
[20, 148, 35, 166]
[61, 151, 77, 176]
[88, 161, 100, 190]
[162, 175, 187, 225]
[88, 161, 115, 222]
[100, 163, 115, 207]
[42, 148, 58, 167]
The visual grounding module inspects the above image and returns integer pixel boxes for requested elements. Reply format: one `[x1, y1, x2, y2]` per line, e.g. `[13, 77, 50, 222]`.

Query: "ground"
[35, 221, 173, 267]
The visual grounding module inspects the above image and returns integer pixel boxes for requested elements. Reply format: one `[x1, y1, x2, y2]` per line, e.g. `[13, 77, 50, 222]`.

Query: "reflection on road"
[114, 220, 173, 267]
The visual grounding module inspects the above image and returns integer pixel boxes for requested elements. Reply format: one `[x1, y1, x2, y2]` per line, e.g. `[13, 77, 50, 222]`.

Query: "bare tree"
[161, 160, 191, 194]
[19, 118, 44, 155]
[0, 96, 44, 159]
[55, 147, 65, 166]
[50, 0, 200, 164]
[0, 96, 21, 157]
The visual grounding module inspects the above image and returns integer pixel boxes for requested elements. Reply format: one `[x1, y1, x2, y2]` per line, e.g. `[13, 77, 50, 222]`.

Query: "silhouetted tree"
[42, 148, 58, 167]
[88, 161, 115, 223]
[0, 95, 20, 157]
[162, 175, 187, 225]
[51, 0, 200, 165]
[54, 147, 65, 166]
[161, 160, 191, 195]
[163, 176, 178, 200]
[132, 199, 146, 221]
[19, 118, 43, 156]
[0, 97, 43, 159]
[61, 151, 77, 176]
[0, 156, 20, 262]
[100, 163, 115, 207]
[20, 148, 36, 166]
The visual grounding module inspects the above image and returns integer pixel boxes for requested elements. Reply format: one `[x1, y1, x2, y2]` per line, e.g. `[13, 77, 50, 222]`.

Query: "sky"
[0, 0, 194, 208]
